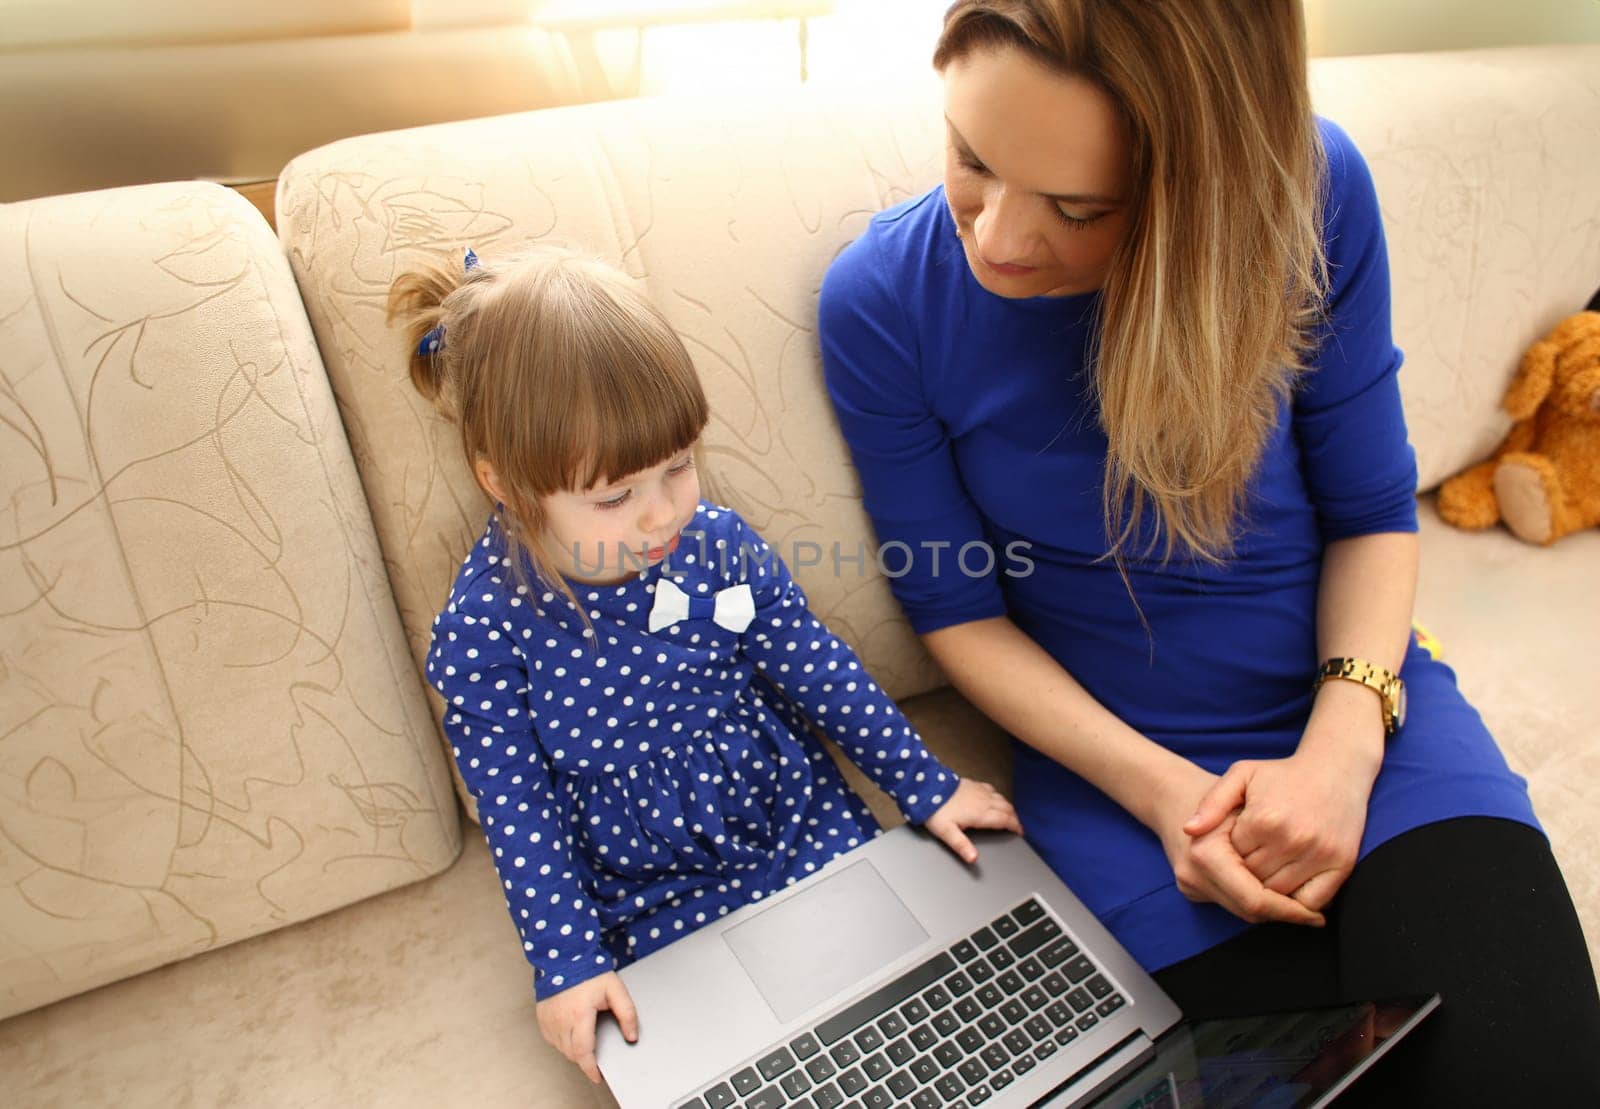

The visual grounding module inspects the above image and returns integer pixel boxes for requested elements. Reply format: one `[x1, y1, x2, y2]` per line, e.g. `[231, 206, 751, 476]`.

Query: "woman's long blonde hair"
[388, 245, 709, 599]
[936, 0, 1328, 564]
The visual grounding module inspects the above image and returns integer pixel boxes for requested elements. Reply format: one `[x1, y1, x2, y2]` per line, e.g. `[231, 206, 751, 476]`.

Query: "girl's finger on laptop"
[607, 976, 640, 1043]
[932, 823, 979, 864]
[570, 1018, 602, 1084]
[994, 798, 1024, 835]
[972, 799, 1024, 835]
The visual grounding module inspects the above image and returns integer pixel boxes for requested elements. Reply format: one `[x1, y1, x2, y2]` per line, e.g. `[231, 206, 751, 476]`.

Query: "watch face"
[1395, 684, 1408, 731]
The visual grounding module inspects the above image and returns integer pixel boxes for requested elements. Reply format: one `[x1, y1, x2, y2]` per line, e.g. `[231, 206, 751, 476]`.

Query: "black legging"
[1152, 817, 1600, 1105]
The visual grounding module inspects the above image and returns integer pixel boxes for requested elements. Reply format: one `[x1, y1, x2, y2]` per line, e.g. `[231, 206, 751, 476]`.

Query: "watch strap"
[1313, 656, 1405, 737]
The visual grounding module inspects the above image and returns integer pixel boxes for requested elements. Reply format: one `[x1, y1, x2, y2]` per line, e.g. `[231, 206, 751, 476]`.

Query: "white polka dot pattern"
[426, 502, 957, 998]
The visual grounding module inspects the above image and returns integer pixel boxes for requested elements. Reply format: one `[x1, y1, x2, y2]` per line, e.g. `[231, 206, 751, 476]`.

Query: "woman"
[818, 1, 1599, 1101]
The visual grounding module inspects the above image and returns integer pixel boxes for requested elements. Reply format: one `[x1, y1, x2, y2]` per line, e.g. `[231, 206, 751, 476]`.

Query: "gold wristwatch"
[1313, 657, 1407, 738]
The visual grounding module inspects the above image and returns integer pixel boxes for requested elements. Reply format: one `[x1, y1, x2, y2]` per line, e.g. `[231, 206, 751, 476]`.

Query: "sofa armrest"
[0, 181, 461, 1020]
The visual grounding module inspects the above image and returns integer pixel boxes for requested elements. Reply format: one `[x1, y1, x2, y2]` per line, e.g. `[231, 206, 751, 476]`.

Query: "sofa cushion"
[0, 182, 460, 1020]
[1414, 496, 1599, 969]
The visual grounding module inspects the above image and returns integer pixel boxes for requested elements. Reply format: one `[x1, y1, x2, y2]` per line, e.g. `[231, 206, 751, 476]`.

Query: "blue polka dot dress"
[427, 502, 959, 999]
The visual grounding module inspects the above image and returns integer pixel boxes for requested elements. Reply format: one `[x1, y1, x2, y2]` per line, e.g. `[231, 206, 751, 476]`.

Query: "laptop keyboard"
[674, 897, 1128, 1109]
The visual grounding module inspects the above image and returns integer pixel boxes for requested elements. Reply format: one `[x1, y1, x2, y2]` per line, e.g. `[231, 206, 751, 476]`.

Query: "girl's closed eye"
[593, 455, 693, 510]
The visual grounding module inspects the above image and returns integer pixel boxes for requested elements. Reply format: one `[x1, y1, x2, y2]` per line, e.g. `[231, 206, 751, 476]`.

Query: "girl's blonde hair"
[935, 0, 1328, 565]
[388, 245, 709, 596]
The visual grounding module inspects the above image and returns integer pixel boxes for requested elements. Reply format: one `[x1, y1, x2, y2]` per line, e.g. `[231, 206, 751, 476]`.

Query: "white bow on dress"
[647, 578, 755, 634]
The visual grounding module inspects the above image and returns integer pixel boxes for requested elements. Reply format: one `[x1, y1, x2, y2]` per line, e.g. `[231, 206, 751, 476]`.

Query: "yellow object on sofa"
[1437, 307, 1600, 545]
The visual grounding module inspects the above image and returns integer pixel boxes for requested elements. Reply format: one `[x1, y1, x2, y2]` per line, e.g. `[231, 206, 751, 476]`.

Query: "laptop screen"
[1081, 995, 1440, 1109]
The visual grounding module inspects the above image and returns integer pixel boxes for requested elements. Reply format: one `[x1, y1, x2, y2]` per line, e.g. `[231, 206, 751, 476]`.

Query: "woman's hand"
[924, 778, 1025, 863]
[1154, 761, 1326, 927]
[1184, 723, 1380, 912]
[536, 971, 639, 1084]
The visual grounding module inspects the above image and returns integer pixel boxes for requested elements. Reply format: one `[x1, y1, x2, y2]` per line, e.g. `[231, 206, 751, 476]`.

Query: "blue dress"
[818, 119, 1539, 971]
[428, 502, 957, 997]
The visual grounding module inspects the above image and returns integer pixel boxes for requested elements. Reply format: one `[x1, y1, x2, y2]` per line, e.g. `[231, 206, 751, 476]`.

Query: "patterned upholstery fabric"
[0, 183, 461, 1020]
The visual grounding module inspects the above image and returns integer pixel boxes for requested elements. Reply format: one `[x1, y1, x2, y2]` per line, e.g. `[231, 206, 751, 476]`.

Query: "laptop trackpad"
[722, 860, 928, 1023]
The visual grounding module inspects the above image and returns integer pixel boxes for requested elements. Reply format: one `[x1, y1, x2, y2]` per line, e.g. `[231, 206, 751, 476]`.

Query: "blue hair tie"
[416, 249, 480, 357]
[416, 249, 481, 357]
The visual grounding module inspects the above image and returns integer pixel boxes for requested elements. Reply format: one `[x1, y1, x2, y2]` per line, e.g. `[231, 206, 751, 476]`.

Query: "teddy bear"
[1436, 307, 1600, 545]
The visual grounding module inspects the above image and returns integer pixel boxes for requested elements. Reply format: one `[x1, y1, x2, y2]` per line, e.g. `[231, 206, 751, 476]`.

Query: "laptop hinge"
[1031, 1031, 1156, 1108]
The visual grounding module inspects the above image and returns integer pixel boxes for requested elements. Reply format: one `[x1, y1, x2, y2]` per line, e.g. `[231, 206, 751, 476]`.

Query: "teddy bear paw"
[1493, 459, 1555, 544]
[1436, 482, 1498, 529]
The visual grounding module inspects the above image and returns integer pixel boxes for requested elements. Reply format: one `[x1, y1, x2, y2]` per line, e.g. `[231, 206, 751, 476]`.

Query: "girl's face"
[538, 445, 701, 585]
[942, 45, 1134, 299]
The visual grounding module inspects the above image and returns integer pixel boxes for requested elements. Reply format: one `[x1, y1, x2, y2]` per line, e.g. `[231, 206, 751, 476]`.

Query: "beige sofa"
[2, 44, 1597, 1108]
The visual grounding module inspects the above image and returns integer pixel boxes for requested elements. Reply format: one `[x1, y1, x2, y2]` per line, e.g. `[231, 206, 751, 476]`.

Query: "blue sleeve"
[1294, 120, 1420, 541]
[721, 511, 960, 824]
[819, 230, 1008, 635]
[427, 591, 612, 1000]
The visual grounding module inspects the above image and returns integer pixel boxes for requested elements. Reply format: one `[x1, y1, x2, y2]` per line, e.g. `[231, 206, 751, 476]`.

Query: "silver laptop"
[596, 824, 1183, 1108]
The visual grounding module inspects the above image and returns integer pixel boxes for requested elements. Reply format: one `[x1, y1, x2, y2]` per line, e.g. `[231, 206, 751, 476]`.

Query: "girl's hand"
[923, 779, 1024, 863]
[1184, 733, 1378, 913]
[1155, 762, 1325, 927]
[535, 971, 639, 1085]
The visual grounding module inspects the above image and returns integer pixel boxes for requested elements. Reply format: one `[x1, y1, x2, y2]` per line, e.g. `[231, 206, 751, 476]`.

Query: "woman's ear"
[473, 459, 508, 504]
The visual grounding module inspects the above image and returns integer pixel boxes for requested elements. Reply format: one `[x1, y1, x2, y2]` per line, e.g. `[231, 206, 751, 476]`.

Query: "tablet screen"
[1082, 995, 1441, 1109]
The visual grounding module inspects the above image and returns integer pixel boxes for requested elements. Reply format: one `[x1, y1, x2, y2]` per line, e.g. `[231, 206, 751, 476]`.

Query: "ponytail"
[387, 261, 469, 417]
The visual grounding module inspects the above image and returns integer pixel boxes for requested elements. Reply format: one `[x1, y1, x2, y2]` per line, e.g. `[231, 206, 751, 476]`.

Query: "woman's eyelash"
[1054, 207, 1102, 231]
[960, 153, 1104, 231]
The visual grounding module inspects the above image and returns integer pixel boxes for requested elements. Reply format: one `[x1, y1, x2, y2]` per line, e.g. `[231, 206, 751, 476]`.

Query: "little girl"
[389, 245, 1020, 1085]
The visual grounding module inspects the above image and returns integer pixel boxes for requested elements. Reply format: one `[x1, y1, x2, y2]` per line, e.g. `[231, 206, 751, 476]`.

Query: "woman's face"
[942, 45, 1134, 299]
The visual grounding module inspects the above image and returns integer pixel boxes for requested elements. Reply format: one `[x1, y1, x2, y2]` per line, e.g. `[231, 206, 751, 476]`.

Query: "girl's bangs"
[553, 325, 708, 494]
[565, 383, 705, 493]
[479, 255, 710, 500]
